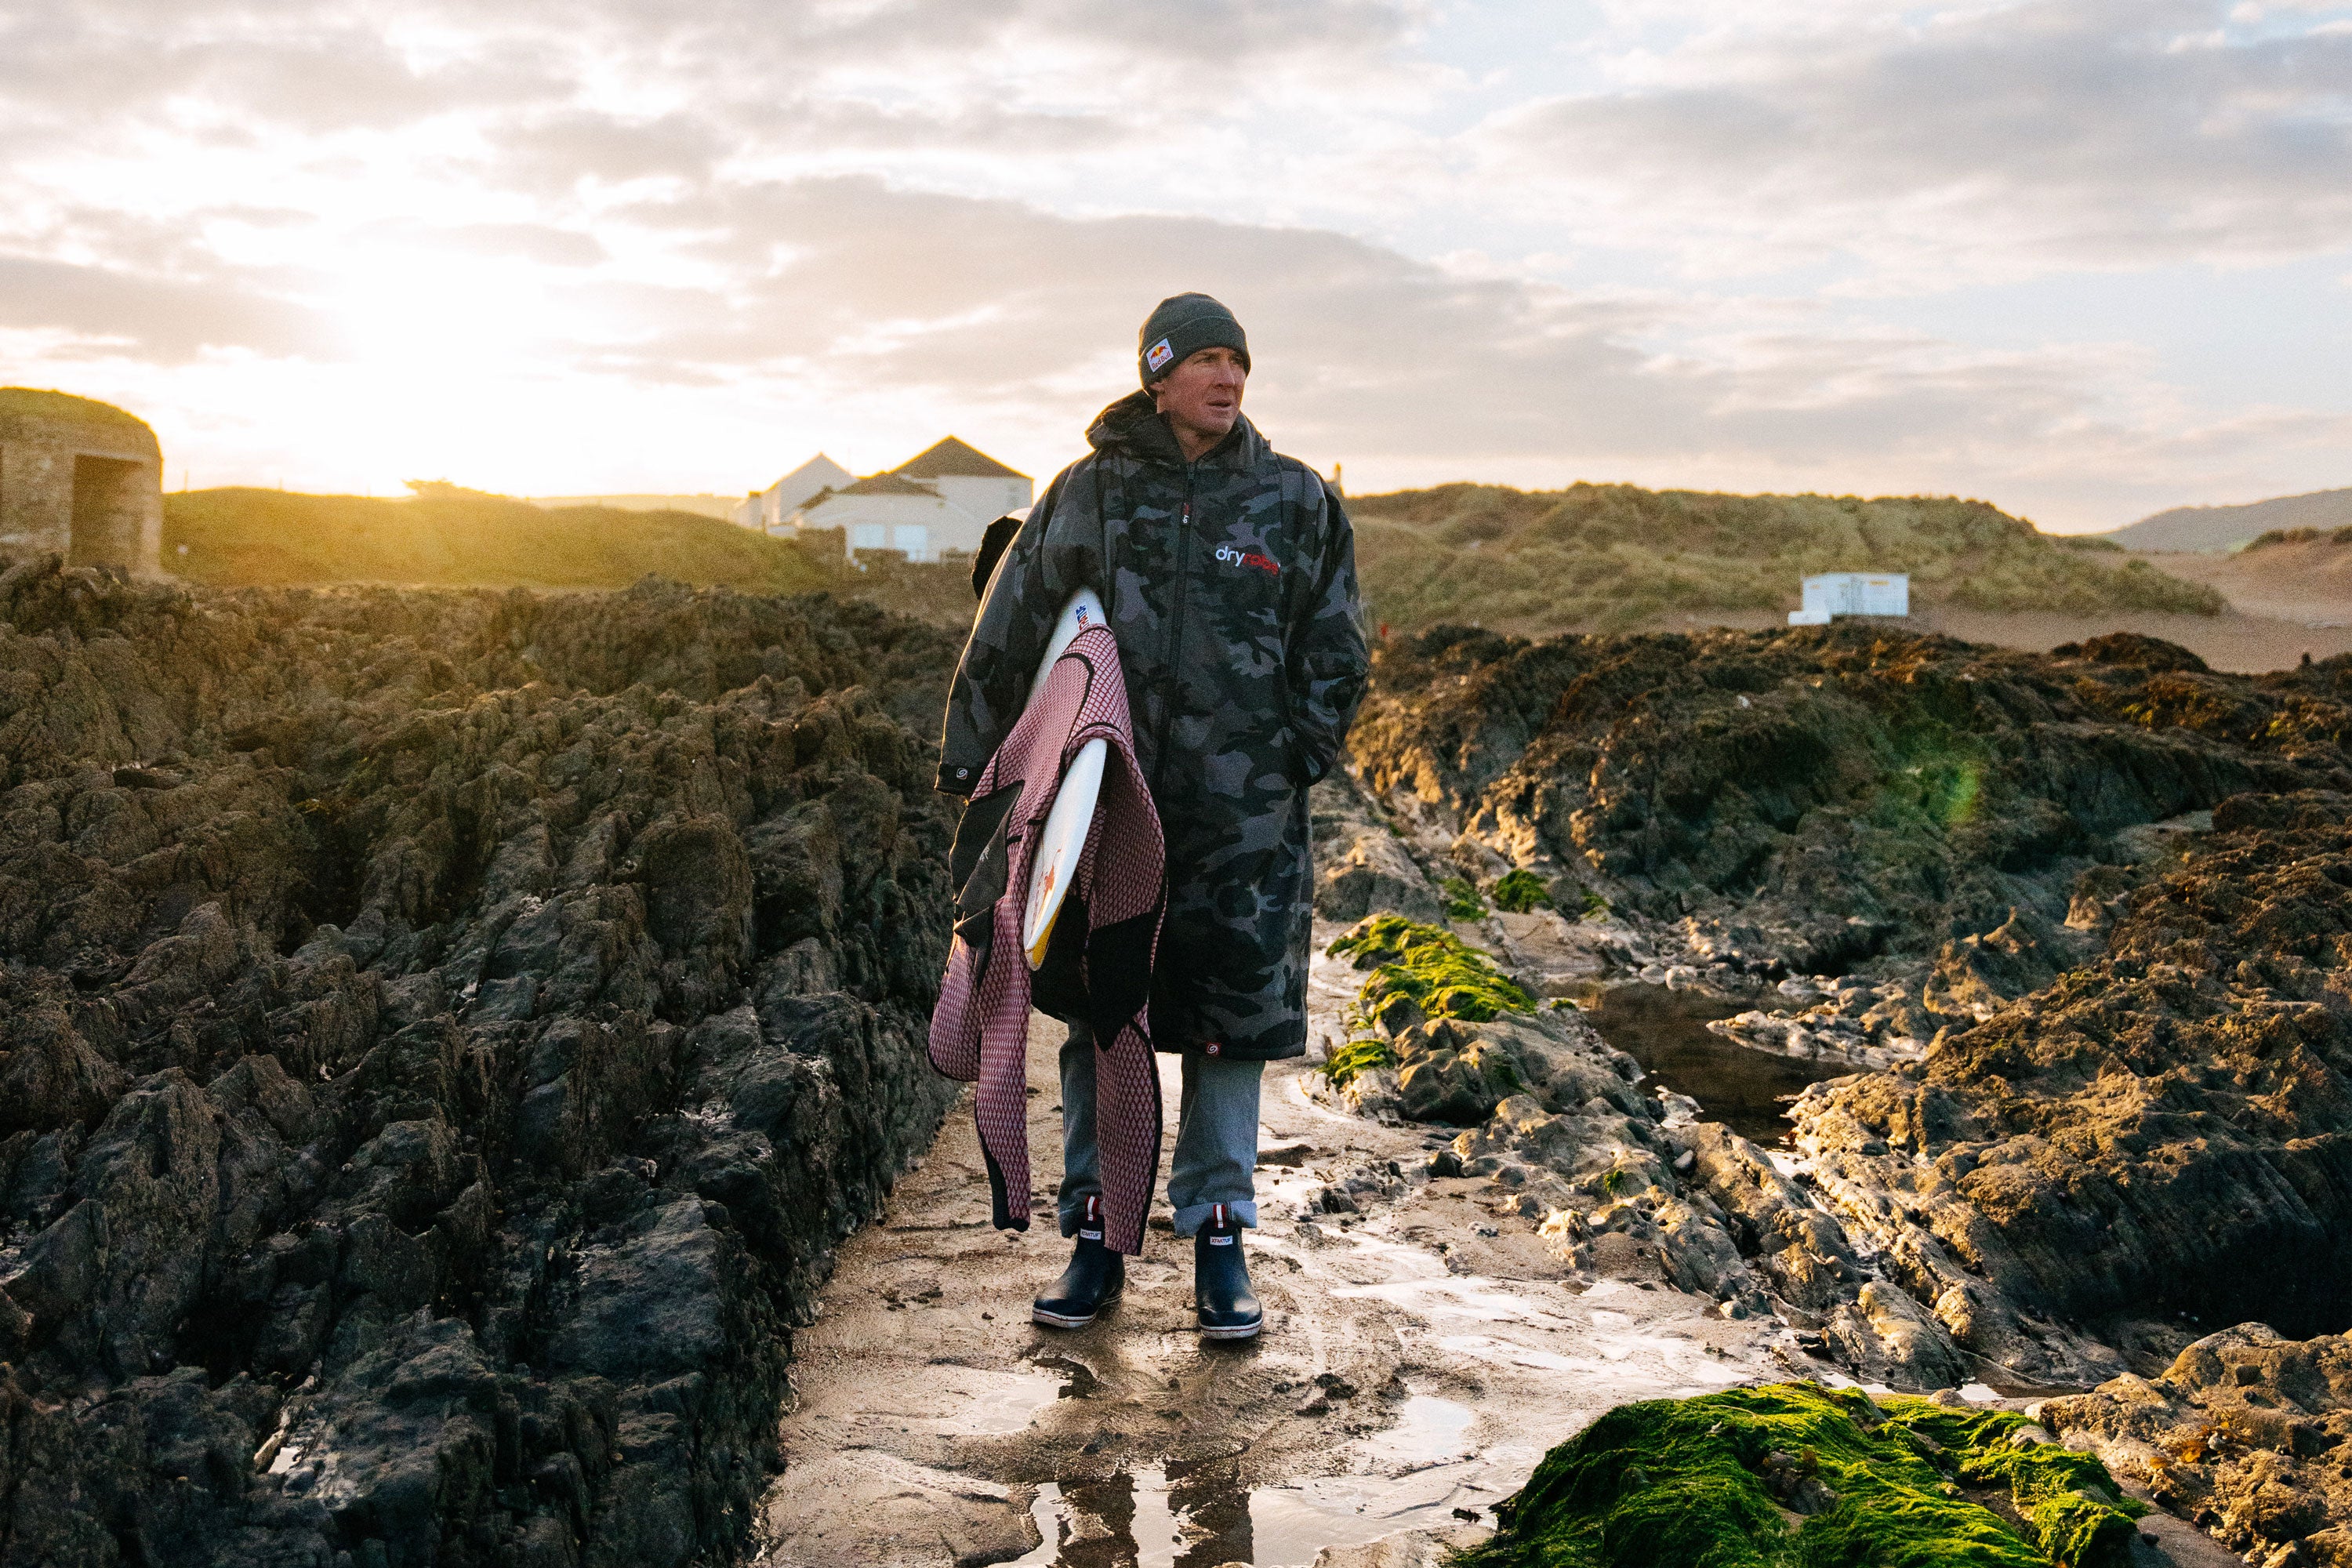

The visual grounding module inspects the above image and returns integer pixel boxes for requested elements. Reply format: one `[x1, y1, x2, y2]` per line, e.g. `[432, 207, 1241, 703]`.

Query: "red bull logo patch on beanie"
[1145, 337, 1174, 373]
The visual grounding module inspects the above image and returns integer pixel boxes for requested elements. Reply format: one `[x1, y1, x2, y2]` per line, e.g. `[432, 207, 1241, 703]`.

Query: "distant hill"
[164, 485, 833, 594]
[1345, 482, 2223, 634]
[2097, 488, 2352, 554]
[528, 492, 744, 522]
[159, 484, 987, 627]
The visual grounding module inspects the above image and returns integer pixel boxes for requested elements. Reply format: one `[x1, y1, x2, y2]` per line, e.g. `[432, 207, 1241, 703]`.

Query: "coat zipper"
[1151, 475, 1195, 795]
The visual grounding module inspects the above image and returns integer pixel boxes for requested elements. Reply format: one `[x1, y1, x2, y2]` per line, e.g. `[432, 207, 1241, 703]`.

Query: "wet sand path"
[753, 942, 1787, 1568]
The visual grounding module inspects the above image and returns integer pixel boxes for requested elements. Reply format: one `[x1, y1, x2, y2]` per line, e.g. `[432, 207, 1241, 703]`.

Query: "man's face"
[1150, 347, 1247, 445]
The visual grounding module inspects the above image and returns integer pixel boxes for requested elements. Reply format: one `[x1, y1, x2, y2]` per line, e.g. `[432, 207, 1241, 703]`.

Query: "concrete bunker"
[0, 388, 165, 573]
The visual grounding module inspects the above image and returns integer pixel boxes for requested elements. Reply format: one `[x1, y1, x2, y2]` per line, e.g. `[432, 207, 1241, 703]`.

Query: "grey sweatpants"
[1056, 1022, 1262, 1237]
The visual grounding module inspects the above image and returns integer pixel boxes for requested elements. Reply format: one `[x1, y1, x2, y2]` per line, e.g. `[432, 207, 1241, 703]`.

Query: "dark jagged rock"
[1352, 623, 2339, 980]
[0, 557, 962, 1566]
[1346, 623, 2352, 1391]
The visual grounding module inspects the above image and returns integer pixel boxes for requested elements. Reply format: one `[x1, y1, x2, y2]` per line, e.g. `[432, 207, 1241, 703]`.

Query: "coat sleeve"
[1286, 478, 1370, 786]
[936, 466, 1081, 796]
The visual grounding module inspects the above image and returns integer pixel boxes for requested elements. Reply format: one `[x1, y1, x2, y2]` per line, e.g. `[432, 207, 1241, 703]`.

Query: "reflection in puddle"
[1578, 984, 1837, 1145]
[1007, 1396, 1488, 1567]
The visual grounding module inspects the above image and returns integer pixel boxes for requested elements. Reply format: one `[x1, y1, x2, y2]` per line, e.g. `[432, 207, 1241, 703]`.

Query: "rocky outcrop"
[1351, 623, 2341, 982]
[0, 557, 963, 1566]
[1788, 806, 2352, 1386]
[2045, 1324, 2352, 1566]
[1321, 916, 2006, 1383]
[1341, 626, 2352, 1394]
[1462, 1381, 2148, 1568]
[1311, 770, 1445, 925]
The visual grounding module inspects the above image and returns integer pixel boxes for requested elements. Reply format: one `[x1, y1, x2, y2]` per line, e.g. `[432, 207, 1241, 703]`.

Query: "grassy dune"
[159, 485, 992, 628]
[162, 484, 837, 595]
[1348, 482, 2223, 633]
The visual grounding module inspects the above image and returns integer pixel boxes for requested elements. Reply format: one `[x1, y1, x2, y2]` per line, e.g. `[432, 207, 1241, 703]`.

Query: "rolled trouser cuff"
[1173, 1200, 1258, 1237]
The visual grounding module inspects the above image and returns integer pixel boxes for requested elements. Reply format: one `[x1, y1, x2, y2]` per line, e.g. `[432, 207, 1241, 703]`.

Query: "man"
[937, 292, 1368, 1340]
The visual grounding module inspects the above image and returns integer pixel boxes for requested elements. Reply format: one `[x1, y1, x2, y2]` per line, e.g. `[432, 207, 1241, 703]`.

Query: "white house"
[732, 453, 854, 533]
[1789, 572, 1909, 625]
[799, 473, 966, 561]
[893, 437, 1031, 531]
[789, 436, 1031, 563]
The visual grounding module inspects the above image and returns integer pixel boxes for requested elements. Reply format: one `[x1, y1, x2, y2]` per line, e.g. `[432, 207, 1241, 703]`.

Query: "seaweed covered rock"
[2045, 1323, 2352, 1565]
[1464, 1381, 2147, 1568]
[1351, 623, 2342, 981]
[0, 557, 962, 1566]
[1786, 808, 2352, 1387]
[1322, 915, 1642, 1125]
[1347, 623, 2352, 1389]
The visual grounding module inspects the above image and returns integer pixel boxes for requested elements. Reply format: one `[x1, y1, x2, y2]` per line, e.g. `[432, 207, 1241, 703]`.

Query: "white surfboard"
[1023, 588, 1109, 969]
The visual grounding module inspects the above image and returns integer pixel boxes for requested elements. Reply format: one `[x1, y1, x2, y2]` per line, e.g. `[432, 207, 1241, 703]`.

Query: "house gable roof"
[894, 435, 1027, 481]
[837, 473, 940, 497]
[767, 453, 854, 499]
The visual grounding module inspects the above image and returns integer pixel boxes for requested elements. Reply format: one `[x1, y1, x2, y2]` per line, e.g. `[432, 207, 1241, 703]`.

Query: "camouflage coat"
[938, 391, 1368, 1061]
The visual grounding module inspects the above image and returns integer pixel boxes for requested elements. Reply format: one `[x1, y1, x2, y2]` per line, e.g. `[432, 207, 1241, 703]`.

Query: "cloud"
[0, 254, 339, 360]
[561, 175, 2345, 524]
[1471, 0, 2352, 281]
[0, 0, 2341, 528]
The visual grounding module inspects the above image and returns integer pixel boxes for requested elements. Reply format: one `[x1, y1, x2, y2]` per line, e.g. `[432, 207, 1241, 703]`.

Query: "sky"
[2, 0, 2348, 532]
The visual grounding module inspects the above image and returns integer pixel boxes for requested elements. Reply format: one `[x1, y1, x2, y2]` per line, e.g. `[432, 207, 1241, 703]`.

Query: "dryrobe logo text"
[1214, 543, 1279, 577]
[1145, 336, 1174, 373]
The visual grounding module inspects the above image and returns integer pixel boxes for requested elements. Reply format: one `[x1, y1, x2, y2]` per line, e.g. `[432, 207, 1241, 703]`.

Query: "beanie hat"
[1138, 292, 1250, 387]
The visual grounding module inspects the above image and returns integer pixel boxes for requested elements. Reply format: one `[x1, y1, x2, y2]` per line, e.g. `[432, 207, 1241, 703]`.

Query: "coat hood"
[1085, 390, 1264, 470]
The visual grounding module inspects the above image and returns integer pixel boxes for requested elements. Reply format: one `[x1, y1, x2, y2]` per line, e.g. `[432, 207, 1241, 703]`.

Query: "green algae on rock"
[1327, 913, 1535, 1027]
[1491, 867, 1553, 913]
[1443, 876, 1490, 920]
[1321, 1033, 1399, 1087]
[1461, 1382, 2146, 1568]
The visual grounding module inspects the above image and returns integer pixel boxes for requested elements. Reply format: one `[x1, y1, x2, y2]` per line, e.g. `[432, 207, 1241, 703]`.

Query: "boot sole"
[1197, 1317, 1264, 1341]
[1033, 1288, 1123, 1330]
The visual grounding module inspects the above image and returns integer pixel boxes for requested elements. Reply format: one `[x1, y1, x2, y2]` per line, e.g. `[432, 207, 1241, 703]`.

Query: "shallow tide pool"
[1577, 983, 1840, 1145]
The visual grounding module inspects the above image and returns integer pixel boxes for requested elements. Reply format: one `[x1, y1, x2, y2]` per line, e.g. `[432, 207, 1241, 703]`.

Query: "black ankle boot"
[1033, 1195, 1123, 1329]
[1193, 1203, 1263, 1341]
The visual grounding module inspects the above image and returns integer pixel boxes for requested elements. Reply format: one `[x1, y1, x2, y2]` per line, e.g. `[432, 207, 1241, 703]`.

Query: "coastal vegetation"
[164, 482, 833, 593]
[160, 483, 982, 624]
[1345, 482, 2224, 633]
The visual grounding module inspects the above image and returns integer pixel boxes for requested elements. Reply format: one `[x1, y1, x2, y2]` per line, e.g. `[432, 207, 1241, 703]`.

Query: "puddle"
[1007, 1394, 1490, 1566]
[1579, 984, 1839, 1145]
[1353, 1393, 1476, 1470]
[883, 1365, 1069, 1437]
[962, 1369, 1073, 1435]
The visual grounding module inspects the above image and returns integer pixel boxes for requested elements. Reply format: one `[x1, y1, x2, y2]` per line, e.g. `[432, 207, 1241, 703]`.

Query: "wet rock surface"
[0, 557, 962, 1566]
[1315, 917, 2013, 1390]
[1334, 623, 2352, 1399]
[754, 997, 1782, 1568]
